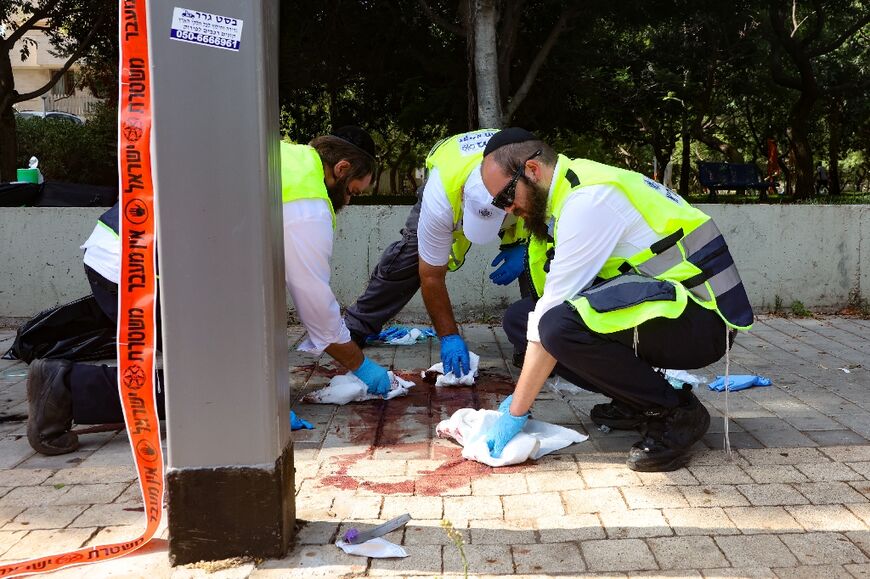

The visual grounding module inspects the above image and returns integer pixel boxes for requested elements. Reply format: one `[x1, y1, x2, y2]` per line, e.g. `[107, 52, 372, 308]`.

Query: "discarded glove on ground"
[302, 372, 415, 405]
[422, 351, 480, 386]
[369, 326, 437, 346]
[708, 374, 772, 392]
[436, 408, 588, 467]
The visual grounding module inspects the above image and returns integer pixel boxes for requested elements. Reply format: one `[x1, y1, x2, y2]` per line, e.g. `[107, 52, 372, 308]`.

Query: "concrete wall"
[1, 205, 868, 320]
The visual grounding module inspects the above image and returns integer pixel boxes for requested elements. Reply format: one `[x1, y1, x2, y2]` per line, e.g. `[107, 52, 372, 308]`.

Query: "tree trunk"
[679, 123, 691, 197]
[0, 48, 18, 181]
[828, 100, 842, 195]
[472, 0, 503, 128]
[788, 91, 817, 199]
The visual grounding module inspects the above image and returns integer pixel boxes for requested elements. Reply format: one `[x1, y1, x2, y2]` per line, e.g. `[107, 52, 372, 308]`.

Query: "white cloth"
[526, 165, 662, 343]
[335, 538, 408, 558]
[436, 408, 588, 467]
[386, 328, 422, 345]
[282, 199, 351, 354]
[81, 222, 120, 284]
[423, 352, 480, 386]
[302, 372, 414, 405]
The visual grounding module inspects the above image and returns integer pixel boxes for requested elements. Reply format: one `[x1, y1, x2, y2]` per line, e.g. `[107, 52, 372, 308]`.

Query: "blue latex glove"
[708, 375, 772, 392]
[379, 326, 409, 341]
[489, 245, 526, 286]
[290, 411, 314, 431]
[498, 395, 514, 414]
[440, 334, 471, 377]
[485, 410, 530, 458]
[352, 357, 392, 396]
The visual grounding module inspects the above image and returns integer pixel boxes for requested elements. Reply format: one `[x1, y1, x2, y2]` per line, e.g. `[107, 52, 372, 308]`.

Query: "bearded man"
[477, 128, 753, 472]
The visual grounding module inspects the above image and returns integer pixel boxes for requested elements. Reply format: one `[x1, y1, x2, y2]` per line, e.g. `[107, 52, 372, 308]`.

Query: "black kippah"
[331, 125, 377, 159]
[483, 127, 538, 156]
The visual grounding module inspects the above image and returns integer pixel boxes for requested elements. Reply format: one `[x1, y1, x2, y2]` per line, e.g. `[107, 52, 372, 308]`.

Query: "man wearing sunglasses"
[478, 128, 753, 472]
[343, 130, 531, 379]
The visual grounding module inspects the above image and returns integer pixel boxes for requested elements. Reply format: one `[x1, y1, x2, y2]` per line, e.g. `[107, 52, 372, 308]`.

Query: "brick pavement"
[0, 316, 869, 577]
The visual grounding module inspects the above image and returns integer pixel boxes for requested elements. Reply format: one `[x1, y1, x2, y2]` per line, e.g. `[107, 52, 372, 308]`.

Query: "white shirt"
[417, 167, 456, 267]
[81, 222, 121, 284]
[283, 199, 351, 354]
[526, 179, 661, 343]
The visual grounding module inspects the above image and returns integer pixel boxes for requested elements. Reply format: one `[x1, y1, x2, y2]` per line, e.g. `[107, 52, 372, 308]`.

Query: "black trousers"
[503, 298, 731, 410]
[69, 266, 165, 424]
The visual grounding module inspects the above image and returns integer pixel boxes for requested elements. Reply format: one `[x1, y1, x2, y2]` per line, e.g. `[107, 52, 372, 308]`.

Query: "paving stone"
[368, 544, 442, 576]
[681, 485, 750, 508]
[822, 447, 870, 463]
[621, 486, 689, 510]
[795, 462, 863, 481]
[582, 467, 642, 488]
[294, 521, 338, 545]
[742, 465, 809, 484]
[43, 466, 137, 486]
[688, 465, 753, 485]
[847, 503, 870, 527]
[353, 477, 415, 496]
[382, 496, 441, 520]
[785, 504, 866, 532]
[471, 474, 528, 496]
[443, 543, 513, 575]
[0, 530, 27, 558]
[513, 542, 586, 574]
[779, 532, 868, 565]
[402, 519, 466, 546]
[503, 491, 565, 520]
[51, 482, 129, 505]
[771, 564, 852, 579]
[599, 508, 671, 539]
[328, 495, 383, 520]
[0, 484, 69, 507]
[345, 459, 407, 477]
[0, 505, 25, 529]
[562, 488, 627, 514]
[83, 524, 142, 545]
[635, 470, 699, 486]
[575, 453, 631, 469]
[582, 538, 658, 572]
[2, 527, 95, 560]
[629, 571, 703, 578]
[0, 469, 53, 487]
[468, 518, 534, 545]
[255, 544, 367, 577]
[796, 481, 868, 504]
[736, 484, 809, 506]
[536, 514, 606, 542]
[699, 568, 775, 578]
[714, 534, 798, 567]
[444, 496, 502, 521]
[723, 506, 802, 534]
[648, 536, 729, 569]
[662, 507, 739, 536]
[4, 504, 88, 530]
[0, 437, 35, 469]
[846, 563, 870, 578]
[807, 431, 870, 448]
[737, 448, 828, 465]
[525, 470, 586, 492]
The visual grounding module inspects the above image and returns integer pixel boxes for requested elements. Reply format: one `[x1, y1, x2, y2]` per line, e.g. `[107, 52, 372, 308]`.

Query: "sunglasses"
[491, 149, 543, 210]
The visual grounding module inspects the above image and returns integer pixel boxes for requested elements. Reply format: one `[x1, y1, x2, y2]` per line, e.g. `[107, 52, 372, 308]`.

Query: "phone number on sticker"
[171, 29, 239, 50]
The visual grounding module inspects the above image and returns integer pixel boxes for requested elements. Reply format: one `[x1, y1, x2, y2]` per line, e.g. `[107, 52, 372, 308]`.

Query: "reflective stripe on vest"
[280, 142, 335, 228]
[425, 130, 498, 271]
[532, 155, 753, 332]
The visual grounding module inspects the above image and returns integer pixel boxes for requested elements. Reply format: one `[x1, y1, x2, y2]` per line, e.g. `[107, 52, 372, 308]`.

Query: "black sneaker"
[590, 399, 644, 430]
[26, 359, 79, 455]
[626, 391, 710, 472]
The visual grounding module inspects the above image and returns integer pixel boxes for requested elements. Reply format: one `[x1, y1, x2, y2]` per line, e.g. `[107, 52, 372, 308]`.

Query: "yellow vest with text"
[280, 142, 336, 228]
[529, 155, 753, 334]
[426, 130, 529, 270]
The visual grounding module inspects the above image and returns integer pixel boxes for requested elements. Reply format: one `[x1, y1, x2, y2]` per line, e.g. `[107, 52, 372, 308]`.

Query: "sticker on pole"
[170, 7, 243, 52]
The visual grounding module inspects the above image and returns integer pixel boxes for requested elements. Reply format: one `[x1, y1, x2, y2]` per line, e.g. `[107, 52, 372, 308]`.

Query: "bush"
[16, 102, 118, 186]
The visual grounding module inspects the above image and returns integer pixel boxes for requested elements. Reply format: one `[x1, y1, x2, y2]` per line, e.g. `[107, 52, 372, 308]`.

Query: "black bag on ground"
[2, 295, 116, 364]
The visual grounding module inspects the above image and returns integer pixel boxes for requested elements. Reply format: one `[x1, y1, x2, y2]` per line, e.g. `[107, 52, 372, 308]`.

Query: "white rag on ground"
[302, 372, 415, 405]
[384, 328, 421, 345]
[436, 408, 588, 467]
[335, 538, 408, 558]
[422, 352, 480, 386]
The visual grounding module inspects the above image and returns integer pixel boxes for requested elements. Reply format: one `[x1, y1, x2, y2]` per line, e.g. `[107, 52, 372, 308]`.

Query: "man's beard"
[523, 179, 551, 240]
[327, 175, 351, 212]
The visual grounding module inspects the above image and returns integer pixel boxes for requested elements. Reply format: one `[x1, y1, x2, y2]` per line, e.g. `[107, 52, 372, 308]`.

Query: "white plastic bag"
[302, 372, 414, 405]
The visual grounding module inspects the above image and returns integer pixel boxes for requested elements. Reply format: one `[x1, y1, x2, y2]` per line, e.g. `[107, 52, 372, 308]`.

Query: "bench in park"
[697, 161, 772, 200]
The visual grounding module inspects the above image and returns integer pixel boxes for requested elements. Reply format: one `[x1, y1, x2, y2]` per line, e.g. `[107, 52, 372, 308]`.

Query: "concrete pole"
[145, 0, 292, 564]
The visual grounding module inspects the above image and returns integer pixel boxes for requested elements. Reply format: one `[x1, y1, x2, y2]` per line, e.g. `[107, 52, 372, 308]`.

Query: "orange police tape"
[0, 0, 163, 576]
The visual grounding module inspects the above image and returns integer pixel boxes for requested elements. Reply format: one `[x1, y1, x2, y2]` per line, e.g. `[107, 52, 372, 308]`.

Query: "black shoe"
[350, 330, 368, 349]
[512, 351, 525, 369]
[591, 399, 644, 430]
[626, 391, 710, 472]
[26, 359, 79, 456]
